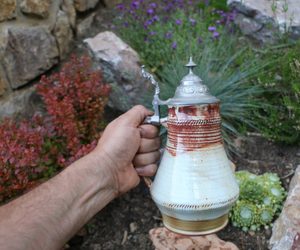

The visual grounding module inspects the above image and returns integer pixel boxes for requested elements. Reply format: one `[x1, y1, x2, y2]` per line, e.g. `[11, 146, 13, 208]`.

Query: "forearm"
[0, 151, 116, 250]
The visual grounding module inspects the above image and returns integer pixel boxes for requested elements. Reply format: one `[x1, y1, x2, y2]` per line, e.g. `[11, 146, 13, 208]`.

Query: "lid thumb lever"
[141, 66, 161, 125]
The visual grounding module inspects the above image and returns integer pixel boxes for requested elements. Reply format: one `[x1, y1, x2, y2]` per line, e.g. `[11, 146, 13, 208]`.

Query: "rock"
[102, 0, 122, 8]
[84, 31, 150, 111]
[0, 0, 16, 22]
[74, 0, 99, 12]
[0, 82, 6, 96]
[129, 222, 138, 233]
[269, 165, 300, 250]
[228, 0, 300, 42]
[20, 0, 52, 18]
[0, 85, 42, 119]
[76, 13, 96, 38]
[149, 227, 239, 250]
[53, 10, 74, 59]
[0, 27, 59, 89]
[234, 14, 263, 35]
[0, 68, 9, 96]
[0, 81, 6, 96]
[233, 136, 246, 154]
[84, 31, 139, 68]
[61, 0, 76, 29]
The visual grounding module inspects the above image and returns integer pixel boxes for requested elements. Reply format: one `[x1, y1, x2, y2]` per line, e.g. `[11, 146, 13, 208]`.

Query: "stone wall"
[0, 0, 120, 117]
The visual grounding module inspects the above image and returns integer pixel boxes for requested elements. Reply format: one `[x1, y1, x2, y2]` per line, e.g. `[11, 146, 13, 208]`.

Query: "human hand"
[94, 105, 160, 196]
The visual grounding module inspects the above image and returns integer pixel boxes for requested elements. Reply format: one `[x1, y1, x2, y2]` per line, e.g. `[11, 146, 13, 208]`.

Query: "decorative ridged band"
[166, 119, 222, 154]
[167, 118, 221, 126]
[160, 194, 239, 210]
[166, 104, 222, 155]
[162, 214, 228, 235]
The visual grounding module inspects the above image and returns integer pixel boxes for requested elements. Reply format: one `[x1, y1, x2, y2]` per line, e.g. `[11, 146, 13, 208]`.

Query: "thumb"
[119, 105, 153, 127]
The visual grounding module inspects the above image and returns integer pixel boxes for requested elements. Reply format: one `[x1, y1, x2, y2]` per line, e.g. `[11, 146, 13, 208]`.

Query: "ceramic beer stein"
[141, 58, 239, 235]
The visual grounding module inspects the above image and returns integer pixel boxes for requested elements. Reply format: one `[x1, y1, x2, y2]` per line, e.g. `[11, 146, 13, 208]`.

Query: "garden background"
[0, 0, 299, 249]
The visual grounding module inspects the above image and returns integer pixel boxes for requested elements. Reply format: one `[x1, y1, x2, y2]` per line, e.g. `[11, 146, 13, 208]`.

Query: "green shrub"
[253, 42, 300, 144]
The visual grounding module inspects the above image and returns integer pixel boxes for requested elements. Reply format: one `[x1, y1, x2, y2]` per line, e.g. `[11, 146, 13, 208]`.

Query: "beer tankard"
[141, 57, 239, 235]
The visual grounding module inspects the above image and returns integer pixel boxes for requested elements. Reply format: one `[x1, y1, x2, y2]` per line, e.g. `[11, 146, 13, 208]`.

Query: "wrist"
[87, 149, 120, 198]
[62, 150, 119, 219]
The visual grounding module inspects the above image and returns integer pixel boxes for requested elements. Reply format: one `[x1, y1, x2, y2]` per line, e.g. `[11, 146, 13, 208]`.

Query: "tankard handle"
[140, 66, 166, 187]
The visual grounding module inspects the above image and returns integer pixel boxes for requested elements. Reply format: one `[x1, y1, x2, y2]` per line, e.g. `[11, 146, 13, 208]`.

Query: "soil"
[65, 126, 299, 250]
[65, 5, 300, 250]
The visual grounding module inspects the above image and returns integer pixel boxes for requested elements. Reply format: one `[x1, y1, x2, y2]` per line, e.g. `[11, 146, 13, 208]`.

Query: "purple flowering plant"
[114, 0, 236, 71]
[113, 0, 300, 156]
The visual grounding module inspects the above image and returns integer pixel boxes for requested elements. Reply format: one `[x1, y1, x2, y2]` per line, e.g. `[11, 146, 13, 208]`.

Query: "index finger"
[139, 124, 159, 139]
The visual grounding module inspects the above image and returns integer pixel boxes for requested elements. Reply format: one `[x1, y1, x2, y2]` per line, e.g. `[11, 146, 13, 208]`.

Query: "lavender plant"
[115, 1, 261, 152]
[114, 0, 235, 71]
[114, 0, 300, 149]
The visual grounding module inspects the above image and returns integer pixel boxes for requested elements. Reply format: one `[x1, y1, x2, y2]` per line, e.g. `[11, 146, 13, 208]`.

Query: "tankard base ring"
[162, 213, 228, 235]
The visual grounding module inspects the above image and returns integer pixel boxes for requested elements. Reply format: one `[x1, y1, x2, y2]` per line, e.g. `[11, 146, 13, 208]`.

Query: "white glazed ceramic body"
[150, 103, 239, 224]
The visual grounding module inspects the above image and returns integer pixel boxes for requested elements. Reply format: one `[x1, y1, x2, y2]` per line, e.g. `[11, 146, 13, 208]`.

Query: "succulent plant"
[235, 170, 257, 184]
[230, 170, 286, 232]
[239, 179, 266, 203]
[256, 205, 275, 226]
[230, 200, 257, 231]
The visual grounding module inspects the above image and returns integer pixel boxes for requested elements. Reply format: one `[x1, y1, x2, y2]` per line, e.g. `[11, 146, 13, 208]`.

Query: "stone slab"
[0, 0, 16, 22]
[0, 85, 41, 119]
[62, 0, 76, 29]
[0, 77, 7, 96]
[0, 26, 59, 89]
[102, 0, 122, 8]
[149, 227, 239, 250]
[76, 13, 96, 38]
[20, 0, 52, 18]
[269, 165, 300, 250]
[74, 0, 99, 12]
[54, 10, 74, 59]
[84, 31, 150, 111]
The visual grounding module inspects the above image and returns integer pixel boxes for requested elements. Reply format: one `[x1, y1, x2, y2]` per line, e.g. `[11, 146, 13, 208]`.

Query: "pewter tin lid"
[167, 57, 219, 105]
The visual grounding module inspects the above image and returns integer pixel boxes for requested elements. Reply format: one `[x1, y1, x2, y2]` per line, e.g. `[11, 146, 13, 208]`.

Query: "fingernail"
[136, 167, 144, 175]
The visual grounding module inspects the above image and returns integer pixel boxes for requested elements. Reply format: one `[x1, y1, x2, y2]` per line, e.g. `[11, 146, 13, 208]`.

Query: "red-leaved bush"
[37, 55, 111, 155]
[0, 55, 111, 202]
[0, 116, 47, 200]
